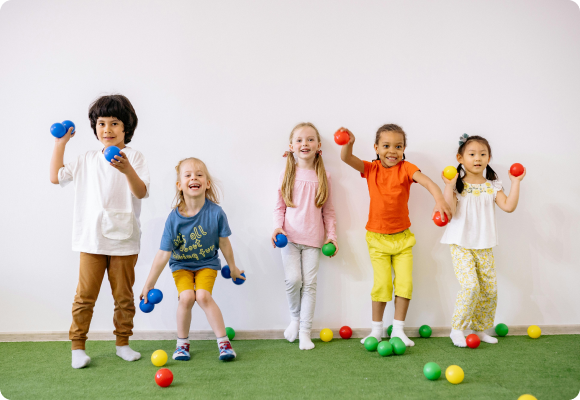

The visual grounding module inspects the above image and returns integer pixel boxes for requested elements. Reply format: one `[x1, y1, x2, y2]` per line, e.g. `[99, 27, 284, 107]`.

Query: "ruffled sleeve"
[491, 180, 503, 192]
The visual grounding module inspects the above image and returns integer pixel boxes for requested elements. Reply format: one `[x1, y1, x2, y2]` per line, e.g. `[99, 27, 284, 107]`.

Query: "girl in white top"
[441, 134, 525, 347]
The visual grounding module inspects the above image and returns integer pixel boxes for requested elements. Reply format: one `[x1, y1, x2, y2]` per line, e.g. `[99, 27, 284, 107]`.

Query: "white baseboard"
[1, 325, 578, 342]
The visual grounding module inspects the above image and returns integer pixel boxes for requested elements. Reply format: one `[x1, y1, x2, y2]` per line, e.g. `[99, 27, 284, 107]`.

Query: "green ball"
[387, 325, 393, 337]
[225, 327, 235, 340]
[391, 339, 406, 355]
[389, 336, 403, 345]
[419, 325, 432, 338]
[377, 341, 393, 357]
[321, 243, 336, 257]
[495, 323, 509, 337]
[423, 362, 441, 380]
[364, 336, 379, 351]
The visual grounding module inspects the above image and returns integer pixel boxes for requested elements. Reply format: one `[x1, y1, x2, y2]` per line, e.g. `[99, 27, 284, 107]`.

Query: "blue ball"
[275, 234, 288, 248]
[104, 146, 121, 162]
[147, 289, 163, 305]
[62, 120, 75, 134]
[233, 272, 246, 285]
[221, 265, 231, 279]
[139, 299, 154, 313]
[50, 122, 66, 138]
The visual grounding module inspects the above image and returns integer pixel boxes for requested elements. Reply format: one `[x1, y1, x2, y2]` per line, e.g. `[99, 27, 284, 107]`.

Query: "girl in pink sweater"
[272, 122, 338, 350]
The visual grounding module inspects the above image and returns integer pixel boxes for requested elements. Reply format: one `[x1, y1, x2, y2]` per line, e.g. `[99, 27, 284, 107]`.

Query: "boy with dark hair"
[49, 94, 150, 368]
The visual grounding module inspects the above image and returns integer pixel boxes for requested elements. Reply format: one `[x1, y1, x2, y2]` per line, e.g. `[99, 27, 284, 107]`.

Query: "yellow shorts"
[172, 268, 218, 296]
[366, 229, 416, 302]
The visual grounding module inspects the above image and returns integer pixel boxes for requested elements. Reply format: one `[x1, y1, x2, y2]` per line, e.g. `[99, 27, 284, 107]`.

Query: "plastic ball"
[321, 243, 336, 257]
[151, 350, 167, 367]
[364, 337, 379, 351]
[275, 234, 288, 248]
[433, 211, 448, 227]
[320, 328, 333, 342]
[155, 368, 173, 388]
[495, 323, 509, 337]
[339, 326, 352, 339]
[50, 122, 66, 138]
[62, 120, 75, 134]
[104, 146, 121, 163]
[226, 327, 236, 340]
[443, 166, 457, 180]
[221, 265, 231, 279]
[377, 341, 393, 357]
[517, 395, 538, 400]
[510, 163, 525, 177]
[233, 272, 246, 285]
[445, 365, 464, 384]
[419, 325, 432, 338]
[423, 362, 442, 380]
[147, 289, 163, 305]
[334, 129, 350, 146]
[139, 299, 154, 313]
[391, 339, 406, 355]
[466, 333, 480, 349]
[386, 325, 393, 337]
[527, 325, 541, 339]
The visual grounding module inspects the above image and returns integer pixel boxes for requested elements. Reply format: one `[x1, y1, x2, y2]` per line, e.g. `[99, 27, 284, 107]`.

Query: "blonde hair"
[281, 122, 329, 208]
[173, 157, 221, 211]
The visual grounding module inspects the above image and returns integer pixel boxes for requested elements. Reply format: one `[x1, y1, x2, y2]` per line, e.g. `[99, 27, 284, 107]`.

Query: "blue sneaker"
[218, 341, 236, 361]
[173, 344, 190, 361]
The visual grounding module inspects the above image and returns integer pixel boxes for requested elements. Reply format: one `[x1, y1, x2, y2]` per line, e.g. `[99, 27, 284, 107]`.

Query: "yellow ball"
[443, 166, 458, 180]
[527, 325, 541, 339]
[320, 328, 333, 342]
[445, 365, 464, 384]
[518, 395, 538, 400]
[151, 350, 168, 367]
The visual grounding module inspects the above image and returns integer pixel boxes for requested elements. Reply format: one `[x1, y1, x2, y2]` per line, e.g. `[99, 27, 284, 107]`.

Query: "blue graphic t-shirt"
[160, 200, 231, 272]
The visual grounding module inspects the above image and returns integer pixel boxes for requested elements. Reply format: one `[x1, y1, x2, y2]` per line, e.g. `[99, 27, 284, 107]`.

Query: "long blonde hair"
[173, 157, 221, 211]
[281, 122, 329, 208]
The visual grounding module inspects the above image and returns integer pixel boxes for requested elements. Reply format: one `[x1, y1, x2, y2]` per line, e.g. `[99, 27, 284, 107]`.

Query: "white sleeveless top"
[440, 180, 503, 250]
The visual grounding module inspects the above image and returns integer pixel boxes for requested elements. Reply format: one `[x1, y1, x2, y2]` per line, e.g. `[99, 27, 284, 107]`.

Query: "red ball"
[510, 163, 524, 177]
[433, 211, 448, 227]
[339, 326, 353, 339]
[334, 130, 350, 146]
[155, 368, 174, 387]
[466, 333, 480, 349]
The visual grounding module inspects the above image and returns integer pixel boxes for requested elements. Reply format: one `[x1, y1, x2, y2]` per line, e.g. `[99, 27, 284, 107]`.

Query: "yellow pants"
[366, 230, 415, 302]
[172, 268, 218, 296]
[450, 244, 497, 331]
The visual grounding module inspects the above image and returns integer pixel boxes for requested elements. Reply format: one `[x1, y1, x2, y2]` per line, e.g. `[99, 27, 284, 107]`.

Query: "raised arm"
[49, 128, 75, 184]
[495, 168, 525, 213]
[140, 250, 171, 302]
[441, 172, 458, 216]
[413, 171, 453, 222]
[339, 128, 364, 173]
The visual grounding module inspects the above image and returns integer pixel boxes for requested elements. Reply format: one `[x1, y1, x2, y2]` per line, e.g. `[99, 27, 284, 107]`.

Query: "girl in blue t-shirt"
[141, 157, 245, 362]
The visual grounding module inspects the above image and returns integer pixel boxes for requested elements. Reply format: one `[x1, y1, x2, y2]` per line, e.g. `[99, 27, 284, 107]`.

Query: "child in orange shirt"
[340, 124, 451, 346]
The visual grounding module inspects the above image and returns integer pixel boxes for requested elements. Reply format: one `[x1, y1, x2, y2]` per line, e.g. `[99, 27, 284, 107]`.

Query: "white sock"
[299, 330, 315, 350]
[284, 317, 300, 343]
[450, 329, 466, 347]
[71, 349, 91, 369]
[474, 331, 498, 344]
[360, 320, 384, 344]
[217, 335, 229, 345]
[116, 345, 141, 361]
[177, 337, 190, 347]
[391, 319, 414, 347]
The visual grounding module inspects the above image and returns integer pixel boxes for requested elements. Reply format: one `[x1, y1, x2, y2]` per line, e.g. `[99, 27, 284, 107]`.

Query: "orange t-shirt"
[361, 160, 420, 234]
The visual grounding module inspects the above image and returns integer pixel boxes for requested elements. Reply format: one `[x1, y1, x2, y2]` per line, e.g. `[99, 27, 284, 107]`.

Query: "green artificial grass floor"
[0, 336, 579, 400]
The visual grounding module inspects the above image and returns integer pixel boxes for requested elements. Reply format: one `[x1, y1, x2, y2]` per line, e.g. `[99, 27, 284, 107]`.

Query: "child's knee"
[178, 290, 196, 308]
[195, 289, 213, 307]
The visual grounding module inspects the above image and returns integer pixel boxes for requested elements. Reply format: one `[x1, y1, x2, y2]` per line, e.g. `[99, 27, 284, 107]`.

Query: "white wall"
[1, 0, 579, 334]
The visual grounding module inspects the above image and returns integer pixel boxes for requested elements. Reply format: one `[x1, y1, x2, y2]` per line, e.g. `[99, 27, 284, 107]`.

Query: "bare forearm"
[144, 250, 171, 287]
[49, 144, 66, 184]
[340, 144, 364, 172]
[503, 182, 521, 212]
[219, 237, 237, 269]
[443, 184, 456, 215]
[125, 169, 147, 199]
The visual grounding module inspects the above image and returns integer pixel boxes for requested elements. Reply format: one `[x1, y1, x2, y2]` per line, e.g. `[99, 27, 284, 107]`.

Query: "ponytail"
[281, 152, 297, 208]
[313, 152, 329, 208]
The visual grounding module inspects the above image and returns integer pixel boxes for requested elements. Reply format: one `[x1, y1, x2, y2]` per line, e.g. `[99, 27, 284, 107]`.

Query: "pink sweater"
[273, 167, 337, 248]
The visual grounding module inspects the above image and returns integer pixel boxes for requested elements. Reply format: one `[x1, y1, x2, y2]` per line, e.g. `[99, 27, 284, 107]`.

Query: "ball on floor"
[151, 350, 167, 367]
[445, 365, 464, 384]
[419, 325, 432, 338]
[364, 337, 379, 351]
[339, 326, 352, 339]
[320, 329, 333, 342]
[423, 362, 441, 380]
[528, 325, 541, 339]
[226, 327, 236, 340]
[377, 341, 393, 357]
[495, 323, 509, 337]
[466, 333, 480, 349]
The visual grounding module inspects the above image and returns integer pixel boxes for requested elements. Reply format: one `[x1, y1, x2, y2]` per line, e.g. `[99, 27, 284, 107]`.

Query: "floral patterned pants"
[450, 244, 497, 331]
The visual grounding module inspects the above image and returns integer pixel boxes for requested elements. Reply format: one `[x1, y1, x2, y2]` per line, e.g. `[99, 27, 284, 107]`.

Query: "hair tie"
[458, 133, 469, 146]
[283, 151, 291, 158]
[316, 150, 322, 155]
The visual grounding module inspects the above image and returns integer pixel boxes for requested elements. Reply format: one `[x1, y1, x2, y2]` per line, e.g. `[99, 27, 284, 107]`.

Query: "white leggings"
[281, 242, 321, 332]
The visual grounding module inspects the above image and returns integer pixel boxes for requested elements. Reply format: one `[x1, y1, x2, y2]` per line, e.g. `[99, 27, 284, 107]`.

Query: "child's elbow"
[50, 177, 59, 185]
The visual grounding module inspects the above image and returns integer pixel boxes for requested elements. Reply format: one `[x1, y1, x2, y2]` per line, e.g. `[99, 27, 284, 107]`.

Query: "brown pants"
[69, 252, 138, 350]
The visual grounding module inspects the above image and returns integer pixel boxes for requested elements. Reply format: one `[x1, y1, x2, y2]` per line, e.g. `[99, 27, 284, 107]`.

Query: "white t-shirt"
[58, 147, 150, 255]
[440, 180, 503, 250]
